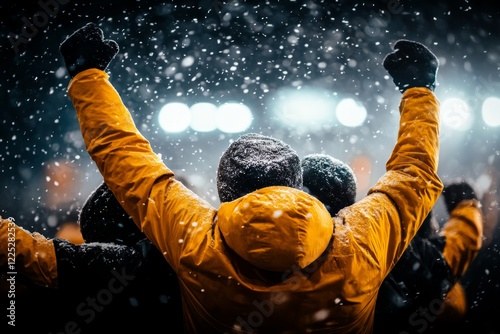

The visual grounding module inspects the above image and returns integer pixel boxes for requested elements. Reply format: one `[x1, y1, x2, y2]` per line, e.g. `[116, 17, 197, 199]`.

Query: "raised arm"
[59, 23, 216, 267]
[0, 217, 146, 291]
[344, 40, 443, 278]
[441, 181, 484, 279]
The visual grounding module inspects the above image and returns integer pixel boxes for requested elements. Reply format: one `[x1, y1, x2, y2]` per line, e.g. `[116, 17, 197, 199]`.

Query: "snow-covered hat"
[78, 182, 145, 246]
[302, 153, 357, 215]
[217, 133, 303, 202]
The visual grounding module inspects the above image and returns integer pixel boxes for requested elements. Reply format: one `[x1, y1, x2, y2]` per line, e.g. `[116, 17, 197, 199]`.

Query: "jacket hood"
[218, 186, 333, 272]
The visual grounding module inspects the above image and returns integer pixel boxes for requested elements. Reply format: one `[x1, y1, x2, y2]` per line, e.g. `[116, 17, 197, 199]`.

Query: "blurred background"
[1, 0, 499, 237]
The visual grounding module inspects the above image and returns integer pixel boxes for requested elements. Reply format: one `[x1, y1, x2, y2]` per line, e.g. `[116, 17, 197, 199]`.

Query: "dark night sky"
[1, 0, 499, 233]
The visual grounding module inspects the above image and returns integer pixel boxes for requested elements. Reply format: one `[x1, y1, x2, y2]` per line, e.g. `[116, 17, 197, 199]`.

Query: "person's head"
[301, 153, 357, 216]
[217, 133, 303, 202]
[78, 182, 146, 246]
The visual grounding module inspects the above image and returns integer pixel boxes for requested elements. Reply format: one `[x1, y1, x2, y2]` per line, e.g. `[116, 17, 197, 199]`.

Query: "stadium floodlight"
[482, 97, 500, 127]
[216, 103, 253, 133]
[158, 102, 192, 133]
[190, 102, 218, 132]
[269, 87, 335, 133]
[336, 98, 367, 127]
[441, 98, 473, 131]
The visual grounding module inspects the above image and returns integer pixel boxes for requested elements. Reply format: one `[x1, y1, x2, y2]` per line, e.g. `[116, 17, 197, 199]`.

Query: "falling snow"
[1, 1, 499, 332]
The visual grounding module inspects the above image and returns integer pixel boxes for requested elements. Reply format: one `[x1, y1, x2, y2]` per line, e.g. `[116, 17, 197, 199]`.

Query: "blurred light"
[441, 98, 472, 131]
[158, 103, 191, 133]
[336, 98, 367, 127]
[349, 155, 372, 199]
[216, 103, 253, 133]
[475, 173, 493, 198]
[190, 103, 218, 132]
[44, 160, 80, 209]
[55, 222, 84, 244]
[270, 88, 335, 132]
[482, 97, 500, 127]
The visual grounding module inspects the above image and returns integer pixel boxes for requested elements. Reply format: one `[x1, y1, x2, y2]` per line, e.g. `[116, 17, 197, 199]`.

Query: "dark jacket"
[2, 237, 183, 334]
[55, 237, 183, 333]
[374, 200, 483, 334]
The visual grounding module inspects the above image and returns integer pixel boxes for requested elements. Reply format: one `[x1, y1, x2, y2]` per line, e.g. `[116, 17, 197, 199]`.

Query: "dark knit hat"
[217, 133, 303, 203]
[78, 182, 146, 246]
[302, 154, 357, 216]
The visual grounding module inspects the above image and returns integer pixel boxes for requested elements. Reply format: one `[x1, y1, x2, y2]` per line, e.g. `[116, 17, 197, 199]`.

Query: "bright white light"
[482, 97, 500, 127]
[190, 103, 218, 132]
[158, 103, 191, 133]
[270, 88, 335, 132]
[336, 98, 367, 127]
[216, 103, 253, 133]
[441, 98, 472, 131]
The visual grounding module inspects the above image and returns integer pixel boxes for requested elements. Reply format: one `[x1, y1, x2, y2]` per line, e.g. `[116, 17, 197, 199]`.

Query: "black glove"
[60, 22, 119, 78]
[442, 180, 478, 213]
[383, 39, 439, 93]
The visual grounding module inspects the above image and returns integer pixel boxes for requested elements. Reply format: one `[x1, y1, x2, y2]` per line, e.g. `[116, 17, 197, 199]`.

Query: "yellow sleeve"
[440, 199, 483, 278]
[68, 69, 216, 269]
[362, 87, 443, 276]
[438, 283, 467, 323]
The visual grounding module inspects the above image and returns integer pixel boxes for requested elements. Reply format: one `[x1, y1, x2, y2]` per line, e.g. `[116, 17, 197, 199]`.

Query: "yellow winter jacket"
[441, 200, 483, 280]
[68, 69, 442, 333]
[438, 199, 484, 323]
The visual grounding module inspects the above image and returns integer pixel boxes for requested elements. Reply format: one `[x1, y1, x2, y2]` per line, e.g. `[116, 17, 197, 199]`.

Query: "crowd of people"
[1, 22, 499, 333]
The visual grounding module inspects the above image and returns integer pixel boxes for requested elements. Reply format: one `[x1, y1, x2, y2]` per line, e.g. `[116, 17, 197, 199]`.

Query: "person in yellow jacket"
[0, 23, 442, 333]
[376, 181, 483, 334]
[459, 161, 500, 333]
[432, 181, 484, 326]
[0, 181, 184, 333]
